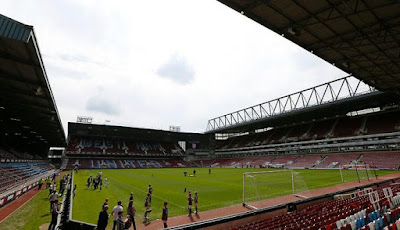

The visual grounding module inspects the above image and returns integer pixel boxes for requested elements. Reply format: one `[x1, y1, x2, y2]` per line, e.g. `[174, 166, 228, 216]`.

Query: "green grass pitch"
[0, 168, 394, 230]
[71, 168, 393, 228]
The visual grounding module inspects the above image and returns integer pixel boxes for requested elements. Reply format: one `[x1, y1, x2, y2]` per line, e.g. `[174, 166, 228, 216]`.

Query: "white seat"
[336, 220, 343, 229]
[350, 220, 357, 230]
[368, 221, 375, 230]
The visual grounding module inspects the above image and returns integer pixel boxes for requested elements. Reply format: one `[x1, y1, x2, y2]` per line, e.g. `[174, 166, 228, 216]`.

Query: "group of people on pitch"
[96, 183, 199, 229]
[86, 171, 108, 190]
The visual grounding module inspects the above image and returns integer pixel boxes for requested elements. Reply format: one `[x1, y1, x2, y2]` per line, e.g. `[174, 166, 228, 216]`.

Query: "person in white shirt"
[48, 191, 59, 212]
[111, 200, 123, 230]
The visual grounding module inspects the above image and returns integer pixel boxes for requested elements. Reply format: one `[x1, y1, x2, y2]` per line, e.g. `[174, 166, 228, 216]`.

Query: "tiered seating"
[333, 117, 362, 138]
[361, 151, 400, 169]
[251, 156, 276, 167]
[318, 153, 361, 168]
[286, 123, 312, 141]
[290, 154, 324, 168]
[233, 185, 400, 230]
[366, 111, 400, 135]
[66, 158, 191, 169]
[308, 120, 334, 140]
[66, 136, 185, 157]
[268, 127, 290, 144]
[271, 155, 299, 165]
[0, 149, 16, 160]
[0, 162, 54, 193]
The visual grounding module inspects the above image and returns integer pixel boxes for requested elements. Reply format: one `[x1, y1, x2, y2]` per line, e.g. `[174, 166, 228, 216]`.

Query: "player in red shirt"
[162, 202, 168, 228]
[187, 191, 193, 216]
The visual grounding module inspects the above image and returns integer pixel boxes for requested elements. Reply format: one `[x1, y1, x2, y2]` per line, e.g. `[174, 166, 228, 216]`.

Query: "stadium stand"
[0, 162, 56, 193]
[232, 184, 400, 230]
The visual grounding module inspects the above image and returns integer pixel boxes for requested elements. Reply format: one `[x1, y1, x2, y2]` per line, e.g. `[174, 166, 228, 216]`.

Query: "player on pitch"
[194, 191, 198, 214]
[187, 191, 193, 216]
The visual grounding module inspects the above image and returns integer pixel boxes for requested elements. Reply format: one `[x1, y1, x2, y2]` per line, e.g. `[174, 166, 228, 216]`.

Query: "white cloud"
[2, 0, 347, 135]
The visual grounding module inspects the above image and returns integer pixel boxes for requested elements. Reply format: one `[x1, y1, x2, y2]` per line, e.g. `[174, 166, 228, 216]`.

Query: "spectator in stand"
[103, 198, 109, 209]
[127, 200, 136, 230]
[162, 202, 168, 228]
[97, 205, 109, 230]
[111, 201, 124, 230]
[48, 199, 60, 230]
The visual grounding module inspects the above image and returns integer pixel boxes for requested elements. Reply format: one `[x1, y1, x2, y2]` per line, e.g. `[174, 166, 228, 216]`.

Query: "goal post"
[341, 164, 375, 182]
[242, 170, 309, 208]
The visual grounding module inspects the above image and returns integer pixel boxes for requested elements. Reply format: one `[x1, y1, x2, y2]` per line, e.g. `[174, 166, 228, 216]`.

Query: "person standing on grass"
[187, 191, 193, 216]
[49, 190, 59, 212]
[46, 176, 51, 188]
[97, 205, 109, 230]
[194, 191, 198, 214]
[112, 201, 124, 230]
[87, 176, 92, 189]
[162, 202, 168, 228]
[38, 178, 44, 189]
[48, 199, 60, 230]
[144, 193, 151, 223]
[103, 198, 109, 209]
[148, 184, 153, 204]
[117, 211, 124, 230]
[127, 200, 137, 230]
[129, 192, 134, 202]
[73, 184, 77, 198]
[123, 214, 132, 230]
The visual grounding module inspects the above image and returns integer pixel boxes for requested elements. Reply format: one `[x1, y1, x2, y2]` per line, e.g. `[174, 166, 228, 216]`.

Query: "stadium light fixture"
[287, 27, 299, 36]
[35, 86, 44, 96]
[0, 106, 4, 110]
[342, 61, 349, 68]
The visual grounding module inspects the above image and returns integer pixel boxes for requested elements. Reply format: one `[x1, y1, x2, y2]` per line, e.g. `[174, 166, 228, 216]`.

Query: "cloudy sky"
[3, 0, 347, 134]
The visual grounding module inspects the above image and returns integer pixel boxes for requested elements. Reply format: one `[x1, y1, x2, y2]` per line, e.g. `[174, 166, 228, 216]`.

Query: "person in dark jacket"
[97, 205, 109, 230]
[162, 202, 168, 228]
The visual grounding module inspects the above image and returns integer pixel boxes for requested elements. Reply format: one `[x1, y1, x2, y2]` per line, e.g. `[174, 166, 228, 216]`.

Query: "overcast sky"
[3, 0, 347, 134]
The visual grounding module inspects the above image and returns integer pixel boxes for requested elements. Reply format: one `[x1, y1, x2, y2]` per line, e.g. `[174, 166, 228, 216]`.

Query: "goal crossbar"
[243, 170, 294, 208]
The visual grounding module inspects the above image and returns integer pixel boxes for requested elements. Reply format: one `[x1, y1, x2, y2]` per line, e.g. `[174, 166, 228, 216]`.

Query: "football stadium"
[1, 1, 400, 230]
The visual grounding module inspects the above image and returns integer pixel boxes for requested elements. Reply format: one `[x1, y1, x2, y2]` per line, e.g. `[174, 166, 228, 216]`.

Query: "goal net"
[341, 164, 376, 182]
[243, 170, 309, 208]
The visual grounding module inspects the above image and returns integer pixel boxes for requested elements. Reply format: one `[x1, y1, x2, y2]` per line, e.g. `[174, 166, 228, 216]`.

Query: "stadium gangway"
[206, 75, 376, 132]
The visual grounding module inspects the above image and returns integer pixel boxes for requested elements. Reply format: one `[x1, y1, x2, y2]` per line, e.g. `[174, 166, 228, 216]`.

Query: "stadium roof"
[68, 122, 209, 142]
[0, 14, 66, 147]
[217, 0, 400, 92]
